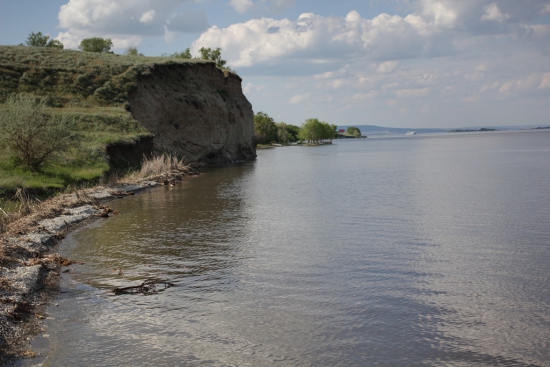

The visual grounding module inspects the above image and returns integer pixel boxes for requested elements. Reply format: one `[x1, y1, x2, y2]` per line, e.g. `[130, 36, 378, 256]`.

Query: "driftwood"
[112, 278, 175, 295]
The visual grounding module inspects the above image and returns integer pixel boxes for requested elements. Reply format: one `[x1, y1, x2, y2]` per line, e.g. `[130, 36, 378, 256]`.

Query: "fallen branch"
[113, 278, 175, 295]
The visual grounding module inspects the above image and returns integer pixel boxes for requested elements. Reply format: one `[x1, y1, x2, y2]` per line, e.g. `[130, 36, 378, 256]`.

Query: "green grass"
[0, 45, 215, 105]
[0, 46, 226, 201]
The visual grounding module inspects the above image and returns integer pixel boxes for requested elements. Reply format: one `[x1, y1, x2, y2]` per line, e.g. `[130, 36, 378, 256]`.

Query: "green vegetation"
[168, 47, 234, 73]
[79, 37, 113, 53]
[24, 32, 64, 49]
[253, 112, 335, 146]
[254, 112, 278, 144]
[277, 122, 300, 143]
[298, 118, 337, 144]
[346, 126, 362, 138]
[0, 45, 209, 196]
[0, 94, 80, 169]
[0, 42, 239, 221]
[124, 47, 144, 56]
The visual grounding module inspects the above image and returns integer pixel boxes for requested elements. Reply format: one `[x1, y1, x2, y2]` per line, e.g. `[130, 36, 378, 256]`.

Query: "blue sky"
[1, 0, 550, 128]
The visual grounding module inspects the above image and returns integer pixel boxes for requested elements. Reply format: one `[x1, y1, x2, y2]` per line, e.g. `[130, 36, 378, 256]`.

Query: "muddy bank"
[0, 169, 196, 365]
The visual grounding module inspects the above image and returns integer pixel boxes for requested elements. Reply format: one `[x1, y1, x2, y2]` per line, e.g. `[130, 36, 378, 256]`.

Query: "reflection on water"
[25, 131, 550, 366]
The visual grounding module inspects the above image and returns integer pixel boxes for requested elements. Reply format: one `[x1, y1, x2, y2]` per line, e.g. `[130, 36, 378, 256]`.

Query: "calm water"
[25, 131, 550, 366]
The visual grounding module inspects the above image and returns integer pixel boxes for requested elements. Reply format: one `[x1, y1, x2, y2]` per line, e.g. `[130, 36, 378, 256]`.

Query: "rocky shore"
[0, 168, 197, 365]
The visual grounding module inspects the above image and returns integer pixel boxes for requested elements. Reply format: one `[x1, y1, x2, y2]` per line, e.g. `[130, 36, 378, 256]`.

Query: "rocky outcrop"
[128, 63, 256, 165]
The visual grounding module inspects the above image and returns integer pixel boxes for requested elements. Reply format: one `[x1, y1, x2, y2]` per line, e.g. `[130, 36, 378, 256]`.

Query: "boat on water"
[406, 131, 416, 135]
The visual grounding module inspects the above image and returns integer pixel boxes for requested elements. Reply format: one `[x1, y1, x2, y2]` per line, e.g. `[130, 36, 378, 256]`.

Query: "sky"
[1, 0, 550, 128]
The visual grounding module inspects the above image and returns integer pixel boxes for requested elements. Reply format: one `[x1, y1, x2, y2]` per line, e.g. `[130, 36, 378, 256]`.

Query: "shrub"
[0, 94, 81, 169]
[124, 47, 143, 56]
[79, 37, 113, 53]
[254, 112, 278, 144]
[25, 32, 64, 49]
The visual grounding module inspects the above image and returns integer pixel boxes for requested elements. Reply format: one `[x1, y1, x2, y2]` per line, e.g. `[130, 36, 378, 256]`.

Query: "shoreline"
[0, 166, 199, 365]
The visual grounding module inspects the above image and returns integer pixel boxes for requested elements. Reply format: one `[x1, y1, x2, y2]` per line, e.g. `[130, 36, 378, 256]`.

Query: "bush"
[0, 94, 80, 169]
[254, 112, 277, 144]
[25, 32, 64, 49]
[124, 47, 143, 56]
[79, 37, 113, 53]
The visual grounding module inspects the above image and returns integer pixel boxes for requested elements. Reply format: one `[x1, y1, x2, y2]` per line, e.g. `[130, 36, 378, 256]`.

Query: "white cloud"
[353, 91, 379, 100]
[140, 10, 155, 24]
[56, 0, 209, 49]
[230, 0, 254, 14]
[376, 61, 399, 74]
[496, 73, 550, 95]
[540, 73, 550, 89]
[543, 4, 550, 14]
[192, 10, 445, 68]
[420, 0, 459, 28]
[164, 26, 178, 43]
[481, 3, 510, 22]
[289, 93, 310, 104]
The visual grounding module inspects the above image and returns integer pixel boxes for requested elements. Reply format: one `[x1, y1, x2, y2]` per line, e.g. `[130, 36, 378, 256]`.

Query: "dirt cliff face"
[128, 63, 256, 165]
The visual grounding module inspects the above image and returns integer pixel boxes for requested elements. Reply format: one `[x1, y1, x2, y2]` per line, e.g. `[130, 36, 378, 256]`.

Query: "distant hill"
[337, 125, 447, 136]
[337, 124, 549, 136]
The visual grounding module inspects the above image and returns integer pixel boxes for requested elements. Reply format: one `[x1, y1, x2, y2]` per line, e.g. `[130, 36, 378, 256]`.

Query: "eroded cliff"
[128, 63, 256, 164]
[0, 46, 256, 167]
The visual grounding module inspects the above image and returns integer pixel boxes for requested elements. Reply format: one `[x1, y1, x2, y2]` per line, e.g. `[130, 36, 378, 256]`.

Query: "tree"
[79, 37, 113, 53]
[298, 118, 335, 144]
[254, 112, 278, 145]
[277, 122, 290, 143]
[170, 48, 192, 59]
[0, 95, 80, 169]
[346, 126, 362, 138]
[25, 32, 64, 49]
[197, 47, 233, 70]
[285, 124, 301, 142]
[124, 47, 143, 56]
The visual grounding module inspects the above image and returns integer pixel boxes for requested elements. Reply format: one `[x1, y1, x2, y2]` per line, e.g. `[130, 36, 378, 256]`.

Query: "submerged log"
[112, 278, 175, 295]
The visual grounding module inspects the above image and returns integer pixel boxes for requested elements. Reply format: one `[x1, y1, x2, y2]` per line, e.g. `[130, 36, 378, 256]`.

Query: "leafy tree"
[167, 46, 235, 72]
[346, 126, 362, 138]
[254, 112, 278, 145]
[198, 47, 227, 69]
[79, 37, 113, 53]
[25, 32, 64, 49]
[277, 122, 289, 143]
[0, 95, 80, 169]
[170, 48, 192, 59]
[298, 118, 336, 144]
[285, 124, 301, 142]
[124, 47, 143, 56]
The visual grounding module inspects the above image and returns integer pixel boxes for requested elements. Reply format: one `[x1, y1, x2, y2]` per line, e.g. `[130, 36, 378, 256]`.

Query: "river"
[21, 130, 550, 366]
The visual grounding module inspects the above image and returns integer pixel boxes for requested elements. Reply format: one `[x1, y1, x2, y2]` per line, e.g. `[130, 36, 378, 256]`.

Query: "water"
[25, 130, 550, 366]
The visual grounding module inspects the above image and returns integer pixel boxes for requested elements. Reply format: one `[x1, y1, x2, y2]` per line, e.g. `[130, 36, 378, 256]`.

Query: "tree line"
[254, 112, 338, 145]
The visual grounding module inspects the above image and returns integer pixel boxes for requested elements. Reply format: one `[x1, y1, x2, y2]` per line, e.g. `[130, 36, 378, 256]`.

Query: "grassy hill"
[0, 46, 212, 197]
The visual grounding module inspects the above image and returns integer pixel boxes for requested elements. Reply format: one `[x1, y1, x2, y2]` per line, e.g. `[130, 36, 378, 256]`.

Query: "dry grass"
[0, 187, 95, 236]
[125, 154, 188, 181]
[0, 155, 193, 236]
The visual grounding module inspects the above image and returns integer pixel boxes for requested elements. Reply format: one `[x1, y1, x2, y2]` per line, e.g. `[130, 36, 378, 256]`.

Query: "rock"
[38, 205, 99, 233]
[90, 190, 115, 200]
